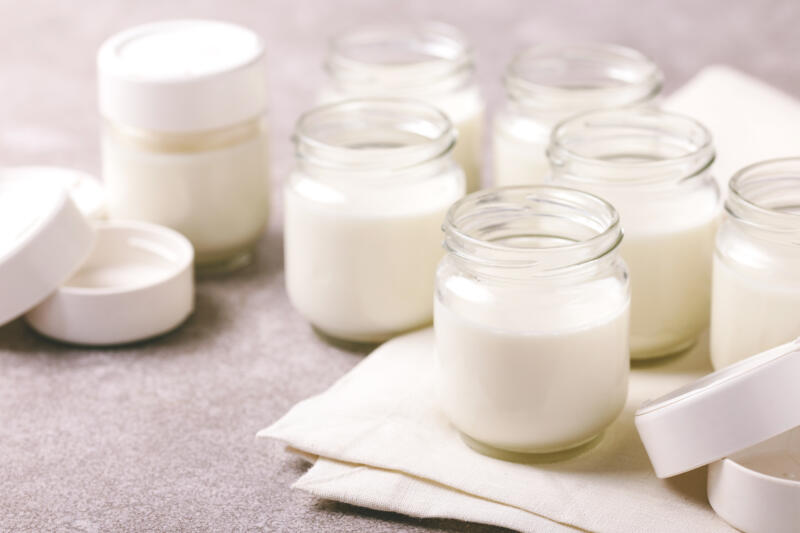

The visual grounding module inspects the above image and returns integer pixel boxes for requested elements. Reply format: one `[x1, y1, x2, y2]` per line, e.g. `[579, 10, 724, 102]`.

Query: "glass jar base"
[196, 249, 254, 276]
[630, 336, 698, 362]
[311, 325, 385, 351]
[459, 431, 603, 464]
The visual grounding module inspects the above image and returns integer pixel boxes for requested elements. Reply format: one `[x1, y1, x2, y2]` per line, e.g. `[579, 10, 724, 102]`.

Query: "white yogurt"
[549, 109, 721, 359]
[710, 158, 800, 369]
[285, 99, 465, 343]
[434, 186, 630, 455]
[98, 20, 271, 272]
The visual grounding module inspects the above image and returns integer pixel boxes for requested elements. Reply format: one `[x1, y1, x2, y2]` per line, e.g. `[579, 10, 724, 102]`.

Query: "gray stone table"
[1, 0, 798, 531]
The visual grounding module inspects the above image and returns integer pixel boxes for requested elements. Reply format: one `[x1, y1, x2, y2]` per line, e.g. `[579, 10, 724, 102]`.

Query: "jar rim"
[504, 43, 663, 112]
[548, 108, 715, 186]
[293, 98, 456, 172]
[324, 21, 474, 92]
[444, 185, 623, 272]
[727, 157, 800, 233]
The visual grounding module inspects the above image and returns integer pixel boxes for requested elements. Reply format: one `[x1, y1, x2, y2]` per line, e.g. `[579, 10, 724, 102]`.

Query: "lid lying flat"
[0, 166, 106, 219]
[635, 338, 800, 478]
[0, 175, 95, 326]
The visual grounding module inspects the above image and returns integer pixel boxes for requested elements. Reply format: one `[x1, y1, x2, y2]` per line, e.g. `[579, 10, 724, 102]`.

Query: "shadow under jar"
[98, 20, 271, 273]
[493, 43, 662, 187]
[711, 158, 800, 370]
[548, 109, 721, 360]
[435, 186, 630, 456]
[285, 99, 465, 343]
[320, 22, 485, 192]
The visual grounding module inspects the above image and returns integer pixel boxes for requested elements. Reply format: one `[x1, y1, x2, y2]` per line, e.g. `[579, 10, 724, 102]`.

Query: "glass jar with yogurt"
[493, 43, 662, 187]
[98, 20, 271, 272]
[711, 158, 800, 369]
[285, 99, 465, 343]
[320, 22, 485, 192]
[435, 186, 630, 456]
[548, 108, 721, 360]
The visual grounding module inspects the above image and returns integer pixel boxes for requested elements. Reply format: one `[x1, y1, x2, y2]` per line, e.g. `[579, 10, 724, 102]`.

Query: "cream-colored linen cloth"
[261, 328, 729, 532]
[664, 65, 800, 187]
[260, 67, 800, 532]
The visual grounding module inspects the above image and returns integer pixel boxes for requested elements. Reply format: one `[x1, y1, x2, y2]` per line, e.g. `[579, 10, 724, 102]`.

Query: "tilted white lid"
[97, 19, 267, 132]
[635, 338, 800, 478]
[0, 173, 95, 326]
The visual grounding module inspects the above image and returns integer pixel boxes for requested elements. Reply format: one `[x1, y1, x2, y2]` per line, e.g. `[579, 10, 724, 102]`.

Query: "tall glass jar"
[494, 43, 662, 187]
[320, 22, 485, 192]
[98, 20, 271, 273]
[711, 158, 800, 369]
[286, 99, 465, 343]
[435, 186, 630, 456]
[548, 109, 721, 360]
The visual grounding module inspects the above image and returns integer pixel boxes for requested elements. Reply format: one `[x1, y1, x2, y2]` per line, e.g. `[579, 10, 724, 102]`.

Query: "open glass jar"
[285, 99, 465, 343]
[711, 158, 800, 369]
[98, 20, 271, 273]
[548, 108, 721, 360]
[493, 43, 662, 187]
[320, 22, 485, 192]
[435, 186, 630, 456]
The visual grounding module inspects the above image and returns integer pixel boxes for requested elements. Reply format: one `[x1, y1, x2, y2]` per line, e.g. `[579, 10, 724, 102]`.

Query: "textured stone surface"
[0, 1, 798, 531]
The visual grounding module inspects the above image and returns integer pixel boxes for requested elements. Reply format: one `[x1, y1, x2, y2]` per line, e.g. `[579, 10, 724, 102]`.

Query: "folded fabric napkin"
[260, 67, 800, 531]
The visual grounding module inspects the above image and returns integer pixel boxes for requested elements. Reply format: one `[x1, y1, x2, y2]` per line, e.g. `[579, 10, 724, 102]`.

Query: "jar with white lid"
[285, 99, 465, 343]
[548, 109, 721, 360]
[493, 43, 662, 187]
[98, 20, 271, 272]
[710, 158, 800, 370]
[319, 22, 485, 192]
[435, 186, 630, 456]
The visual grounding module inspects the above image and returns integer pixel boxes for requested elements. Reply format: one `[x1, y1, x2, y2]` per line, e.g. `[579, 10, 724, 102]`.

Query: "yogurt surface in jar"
[285, 99, 465, 343]
[319, 22, 485, 192]
[710, 158, 800, 369]
[435, 186, 630, 456]
[549, 109, 721, 359]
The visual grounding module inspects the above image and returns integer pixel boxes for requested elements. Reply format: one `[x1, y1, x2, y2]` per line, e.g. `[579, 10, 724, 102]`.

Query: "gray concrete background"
[1, 1, 798, 531]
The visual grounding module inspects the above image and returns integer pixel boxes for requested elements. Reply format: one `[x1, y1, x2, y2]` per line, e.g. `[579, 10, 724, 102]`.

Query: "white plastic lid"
[0, 166, 106, 219]
[98, 19, 268, 132]
[0, 174, 95, 326]
[635, 338, 800, 478]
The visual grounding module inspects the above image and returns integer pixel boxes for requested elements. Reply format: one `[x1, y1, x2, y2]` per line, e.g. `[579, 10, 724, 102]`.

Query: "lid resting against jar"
[635, 338, 800, 478]
[0, 172, 95, 326]
[0, 167, 195, 345]
[97, 19, 268, 132]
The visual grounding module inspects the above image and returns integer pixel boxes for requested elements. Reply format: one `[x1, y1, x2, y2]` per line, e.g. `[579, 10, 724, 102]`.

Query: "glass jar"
[493, 43, 662, 187]
[98, 20, 271, 273]
[320, 22, 485, 193]
[435, 186, 630, 456]
[711, 158, 800, 369]
[286, 99, 465, 343]
[549, 108, 721, 360]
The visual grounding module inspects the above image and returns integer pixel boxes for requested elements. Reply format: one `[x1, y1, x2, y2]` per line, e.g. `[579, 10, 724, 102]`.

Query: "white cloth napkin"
[261, 329, 729, 532]
[664, 65, 800, 188]
[260, 67, 800, 532]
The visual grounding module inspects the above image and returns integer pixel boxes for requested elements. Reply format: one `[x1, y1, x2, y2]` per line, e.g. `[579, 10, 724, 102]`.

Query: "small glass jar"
[320, 22, 485, 193]
[435, 186, 630, 456]
[285, 99, 465, 343]
[711, 158, 800, 369]
[549, 108, 721, 360]
[98, 20, 271, 272]
[493, 43, 662, 187]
